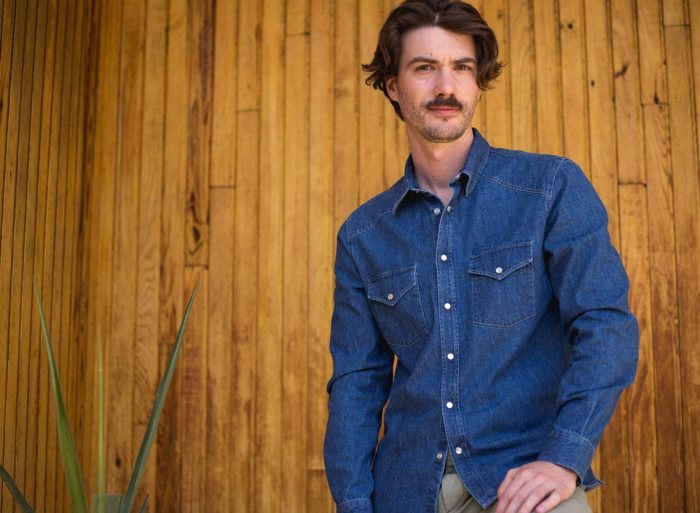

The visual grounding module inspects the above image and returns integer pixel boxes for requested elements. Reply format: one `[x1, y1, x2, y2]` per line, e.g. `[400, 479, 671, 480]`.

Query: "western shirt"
[324, 128, 639, 513]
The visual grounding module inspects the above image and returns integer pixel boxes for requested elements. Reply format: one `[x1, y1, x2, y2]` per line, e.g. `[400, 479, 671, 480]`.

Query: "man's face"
[386, 26, 481, 144]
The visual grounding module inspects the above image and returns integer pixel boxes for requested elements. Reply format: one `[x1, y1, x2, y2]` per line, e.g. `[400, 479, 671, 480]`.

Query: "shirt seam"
[546, 157, 569, 211]
[481, 175, 552, 197]
[347, 208, 394, 241]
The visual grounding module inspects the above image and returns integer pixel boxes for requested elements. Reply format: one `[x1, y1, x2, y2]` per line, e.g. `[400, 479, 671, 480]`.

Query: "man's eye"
[416, 65, 433, 71]
[457, 64, 473, 71]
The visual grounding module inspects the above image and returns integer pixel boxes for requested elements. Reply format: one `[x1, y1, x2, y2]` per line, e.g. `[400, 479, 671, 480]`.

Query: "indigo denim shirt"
[324, 128, 639, 513]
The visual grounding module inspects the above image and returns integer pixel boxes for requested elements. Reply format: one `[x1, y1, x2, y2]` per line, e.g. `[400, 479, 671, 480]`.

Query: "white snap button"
[444, 303, 451, 310]
[455, 447, 463, 455]
[436, 451, 443, 460]
[434, 207, 441, 215]
[446, 401, 453, 409]
[495, 267, 503, 274]
[447, 353, 454, 360]
[440, 254, 447, 261]
[387, 293, 394, 300]
[446, 205, 452, 212]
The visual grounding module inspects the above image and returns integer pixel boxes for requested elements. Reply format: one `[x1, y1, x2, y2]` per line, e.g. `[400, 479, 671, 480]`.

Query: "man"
[324, 1, 639, 512]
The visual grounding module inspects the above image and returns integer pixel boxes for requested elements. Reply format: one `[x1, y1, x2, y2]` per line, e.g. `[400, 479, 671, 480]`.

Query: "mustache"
[424, 97, 463, 109]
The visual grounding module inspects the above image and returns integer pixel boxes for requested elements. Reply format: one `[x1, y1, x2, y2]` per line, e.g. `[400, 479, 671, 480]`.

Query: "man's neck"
[407, 128, 475, 205]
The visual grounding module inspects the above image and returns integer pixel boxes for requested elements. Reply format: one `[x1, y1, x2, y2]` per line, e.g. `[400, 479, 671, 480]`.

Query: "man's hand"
[495, 461, 577, 513]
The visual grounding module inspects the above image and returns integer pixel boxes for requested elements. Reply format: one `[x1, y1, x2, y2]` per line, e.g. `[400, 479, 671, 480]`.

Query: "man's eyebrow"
[404, 56, 477, 68]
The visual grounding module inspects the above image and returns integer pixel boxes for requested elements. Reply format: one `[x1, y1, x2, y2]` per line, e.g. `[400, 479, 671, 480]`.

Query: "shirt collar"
[392, 127, 491, 214]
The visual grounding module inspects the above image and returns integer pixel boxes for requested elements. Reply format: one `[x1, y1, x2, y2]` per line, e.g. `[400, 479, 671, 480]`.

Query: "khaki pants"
[437, 455, 592, 513]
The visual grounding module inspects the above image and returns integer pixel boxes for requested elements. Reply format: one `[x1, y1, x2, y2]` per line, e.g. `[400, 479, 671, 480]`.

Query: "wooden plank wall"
[3, 0, 700, 512]
[0, 0, 91, 512]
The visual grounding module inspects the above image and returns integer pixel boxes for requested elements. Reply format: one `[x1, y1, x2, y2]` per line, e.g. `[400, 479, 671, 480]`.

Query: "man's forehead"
[399, 26, 477, 63]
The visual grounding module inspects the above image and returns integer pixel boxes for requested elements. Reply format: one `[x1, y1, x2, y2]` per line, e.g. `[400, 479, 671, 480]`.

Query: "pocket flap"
[469, 242, 533, 281]
[367, 265, 417, 306]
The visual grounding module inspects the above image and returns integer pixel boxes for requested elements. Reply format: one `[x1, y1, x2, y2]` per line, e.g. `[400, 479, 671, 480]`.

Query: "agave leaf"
[118, 281, 199, 513]
[34, 283, 89, 513]
[138, 495, 148, 513]
[92, 493, 121, 513]
[0, 464, 35, 513]
[97, 331, 105, 513]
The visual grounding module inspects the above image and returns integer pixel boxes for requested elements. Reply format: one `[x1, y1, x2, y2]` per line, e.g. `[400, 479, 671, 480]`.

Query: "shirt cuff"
[336, 498, 373, 513]
[537, 427, 596, 484]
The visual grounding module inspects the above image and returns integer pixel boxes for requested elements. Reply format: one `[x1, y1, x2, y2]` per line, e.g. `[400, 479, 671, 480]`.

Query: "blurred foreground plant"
[0, 280, 198, 513]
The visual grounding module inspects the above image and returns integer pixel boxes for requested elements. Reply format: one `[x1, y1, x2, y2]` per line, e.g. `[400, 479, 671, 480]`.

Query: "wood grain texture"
[256, 0, 285, 511]
[611, 0, 645, 184]
[481, 0, 510, 149]
[282, 30, 310, 513]
[507, 0, 536, 152]
[643, 103, 686, 513]
[620, 184, 658, 513]
[666, 24, 700, 513]
[4, 1, 700, 512]
[207, 189, 233, 512]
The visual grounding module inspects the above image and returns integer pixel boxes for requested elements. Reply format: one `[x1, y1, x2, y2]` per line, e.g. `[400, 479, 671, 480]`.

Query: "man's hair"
[362, 0, 503, 119]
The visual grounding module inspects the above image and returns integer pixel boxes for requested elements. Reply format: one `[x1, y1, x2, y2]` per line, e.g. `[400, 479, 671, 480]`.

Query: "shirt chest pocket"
[468, 241, 535, 328]
[366, 265, 429, 348]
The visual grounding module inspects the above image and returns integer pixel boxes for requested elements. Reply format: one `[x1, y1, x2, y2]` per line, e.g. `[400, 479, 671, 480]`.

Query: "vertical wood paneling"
[644, 102, 685, 513]
[0, 0, 16, 500]
[507, 0, 536, 152]
[133, 0, 166, 506]
[107, 0, 145, 495]
[156, 0, 188, 508]
[180, 267, 207, 513]
[210, 0, 238, 187]
[666, 24, 700, 513]
[559, 0, 589, 169]
[481, 0, 510, 148]
[24, 0, 53, 504]
[42, 0, 71, 509]
[620, 184, 658, 513]
[207, 189, 233, 512]
[8, 0, 39, 506]
[0, 0, 89, 511]
[359, 0, 385, 201]
[611, 0, 645, 184]
[229, 3, 261, 511]
[231, 109, 259, 513]
[184, 0, 212, 268]
[5, 1, 700, 513]
[282, 27, 310, 513]
[256, 1, 285, 513]
[308, 0, 335, 486]
[0, 0, 29, 505]
[637, 0, 667, 105]
[533, 0, 562, 154]
[334, 0, 359, 225]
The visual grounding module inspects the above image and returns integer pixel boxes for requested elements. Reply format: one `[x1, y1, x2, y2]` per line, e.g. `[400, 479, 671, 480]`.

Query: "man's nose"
[433, 68, 456, 96]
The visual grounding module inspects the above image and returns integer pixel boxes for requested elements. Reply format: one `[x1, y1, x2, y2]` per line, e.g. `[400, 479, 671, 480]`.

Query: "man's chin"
[420, 127, 469, 143]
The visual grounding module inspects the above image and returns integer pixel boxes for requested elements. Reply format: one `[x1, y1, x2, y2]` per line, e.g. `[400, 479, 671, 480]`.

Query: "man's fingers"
[534, 489, 563, 513]
[513, 484, 553, 513]
[497, 468, 516, 498]
[503, 481, 550, 513]
[496, 470, 536, 513]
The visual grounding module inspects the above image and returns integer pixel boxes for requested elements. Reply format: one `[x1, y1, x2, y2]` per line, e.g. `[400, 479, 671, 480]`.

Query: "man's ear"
[386, 76, 398, 102]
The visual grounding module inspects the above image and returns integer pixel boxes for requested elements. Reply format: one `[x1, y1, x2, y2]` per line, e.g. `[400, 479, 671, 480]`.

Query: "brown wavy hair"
[362, 0, 503, 119]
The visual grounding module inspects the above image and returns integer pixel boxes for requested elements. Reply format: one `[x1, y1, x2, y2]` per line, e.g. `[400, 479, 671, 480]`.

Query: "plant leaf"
[97, 330, 105, 513]
[34, 282, 89, 513]
[0, 464, 35, 513]
[118, 280, 199, 513]
[138, 495, 148, 513]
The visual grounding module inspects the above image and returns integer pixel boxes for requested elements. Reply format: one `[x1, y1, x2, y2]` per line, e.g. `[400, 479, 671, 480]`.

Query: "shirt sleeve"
[324, 222, 395, 513]
[538, 158, 639, 483]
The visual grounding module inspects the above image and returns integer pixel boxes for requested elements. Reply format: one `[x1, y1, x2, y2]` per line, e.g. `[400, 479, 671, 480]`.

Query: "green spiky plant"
[0, 280, 198, 513]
